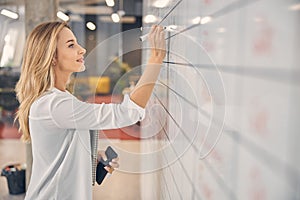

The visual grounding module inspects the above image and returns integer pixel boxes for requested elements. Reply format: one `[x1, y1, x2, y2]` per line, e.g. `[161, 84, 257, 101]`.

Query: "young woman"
[15, 21, 165, 199]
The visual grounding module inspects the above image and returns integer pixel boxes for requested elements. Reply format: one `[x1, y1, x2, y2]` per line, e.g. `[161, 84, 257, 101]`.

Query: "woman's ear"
[52, 55, 57, 66]
[52, 51, 57, 66]
[52, 59, 56, 66]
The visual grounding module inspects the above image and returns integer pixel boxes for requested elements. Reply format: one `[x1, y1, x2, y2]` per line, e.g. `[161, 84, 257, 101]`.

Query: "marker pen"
[139, 26, 167, 42]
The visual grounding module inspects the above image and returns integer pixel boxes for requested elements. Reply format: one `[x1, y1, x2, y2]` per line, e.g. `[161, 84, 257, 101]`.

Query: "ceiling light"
[86, 22, 96, 30]
[105, 0, 115, 7]
[200, 16, 212, 24]
[153, 0, 170, 8]
[192, 16, 201, 24]
[57, 11, 69, 22]
[143, 14, 157, 23]
[111, 13, 120, 23]
[0, 9, 18, 19]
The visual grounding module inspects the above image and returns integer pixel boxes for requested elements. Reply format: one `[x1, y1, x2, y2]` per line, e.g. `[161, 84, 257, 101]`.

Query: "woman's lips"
[76, 58, 84, 63]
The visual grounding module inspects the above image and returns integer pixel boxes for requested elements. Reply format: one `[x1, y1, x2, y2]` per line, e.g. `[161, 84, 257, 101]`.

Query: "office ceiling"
[0, 0, 143, 16]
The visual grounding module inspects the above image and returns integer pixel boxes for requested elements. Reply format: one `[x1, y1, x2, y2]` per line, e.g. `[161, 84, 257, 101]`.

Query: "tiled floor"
[0, 139, 141, 200]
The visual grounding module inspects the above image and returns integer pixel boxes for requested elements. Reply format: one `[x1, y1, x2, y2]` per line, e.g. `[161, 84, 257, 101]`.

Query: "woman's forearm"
[130, 58, 163, 108]
[129, 25, 166, 108]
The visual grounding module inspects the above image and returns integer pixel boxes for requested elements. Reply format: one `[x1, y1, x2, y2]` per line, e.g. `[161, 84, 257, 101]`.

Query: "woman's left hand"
[148, 25, 166, 63]
[98, 150, 119, 173]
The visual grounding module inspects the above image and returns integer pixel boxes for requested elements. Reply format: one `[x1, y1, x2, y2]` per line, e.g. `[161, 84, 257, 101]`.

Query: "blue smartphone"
[100, 146, 118, 166]
[96, 146, 118, 185]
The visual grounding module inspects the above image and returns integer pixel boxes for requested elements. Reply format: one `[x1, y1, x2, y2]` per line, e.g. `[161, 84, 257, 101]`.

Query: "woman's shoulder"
[32, 88, 73, 107]
[30, 88, 74, 116]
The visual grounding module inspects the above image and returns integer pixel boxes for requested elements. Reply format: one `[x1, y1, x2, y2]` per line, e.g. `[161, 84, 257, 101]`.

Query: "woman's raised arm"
[130, 25, 166, 108]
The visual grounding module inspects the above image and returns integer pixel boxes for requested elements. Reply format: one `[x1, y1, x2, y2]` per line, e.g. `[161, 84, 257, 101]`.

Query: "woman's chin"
[78, 65, 86, 72]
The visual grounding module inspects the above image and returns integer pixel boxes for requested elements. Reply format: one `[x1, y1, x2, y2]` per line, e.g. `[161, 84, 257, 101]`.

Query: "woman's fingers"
[156, 26, 166, 57]
[154, 26, 163, 42]
[149, 25, 156, 35]
[104, 166, 114, 174]
[109, 157, 120, 169]
[154, 26, 162, 47]
[158, 29, 166, 49]
[147, 25, 166, 61]
[103, 157, 119, 173]
[109, 160, 119, 169]
[97, 150, 107, 162]
[97, 148, 120, 175]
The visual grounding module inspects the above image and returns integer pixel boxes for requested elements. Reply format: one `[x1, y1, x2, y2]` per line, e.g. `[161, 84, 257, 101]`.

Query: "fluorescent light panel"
[111, 13, 120, 23]
[57, 11, 69, 21]
[86, 22, 96, 30]
[106, 0, 115, 7]
[143, 14, 157, 23]
[0, 9, 18, 19]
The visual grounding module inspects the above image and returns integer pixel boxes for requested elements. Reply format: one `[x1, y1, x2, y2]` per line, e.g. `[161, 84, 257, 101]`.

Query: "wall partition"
[140, 0, 300, 199]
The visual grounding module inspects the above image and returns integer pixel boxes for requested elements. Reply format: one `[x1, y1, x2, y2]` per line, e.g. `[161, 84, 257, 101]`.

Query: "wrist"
[148, 57, 163, 64]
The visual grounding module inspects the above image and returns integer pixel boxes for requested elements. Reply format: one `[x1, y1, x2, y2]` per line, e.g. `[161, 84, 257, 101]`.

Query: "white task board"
[140, 0, 300, 199]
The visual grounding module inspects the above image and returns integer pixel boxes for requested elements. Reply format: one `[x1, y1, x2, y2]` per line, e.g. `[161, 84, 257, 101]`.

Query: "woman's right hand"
[148, 25, 166, 63]
[98, 150, 119, 173]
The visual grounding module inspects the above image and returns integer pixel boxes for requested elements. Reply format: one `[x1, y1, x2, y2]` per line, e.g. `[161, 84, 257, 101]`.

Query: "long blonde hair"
[15, 21, 70, 142]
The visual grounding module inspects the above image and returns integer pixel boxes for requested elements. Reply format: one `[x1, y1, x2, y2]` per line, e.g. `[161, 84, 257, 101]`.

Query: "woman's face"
[54, 27, 86, 73]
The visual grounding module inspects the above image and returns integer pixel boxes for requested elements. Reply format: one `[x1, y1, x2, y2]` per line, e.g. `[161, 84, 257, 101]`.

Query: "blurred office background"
[0, 0, 300, 199]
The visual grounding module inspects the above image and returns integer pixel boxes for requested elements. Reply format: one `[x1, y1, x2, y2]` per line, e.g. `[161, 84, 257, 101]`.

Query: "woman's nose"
[79, 45, 86, 55]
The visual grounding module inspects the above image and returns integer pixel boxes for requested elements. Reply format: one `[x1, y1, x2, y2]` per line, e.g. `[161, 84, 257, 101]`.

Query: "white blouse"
[25, 88, 145, 200]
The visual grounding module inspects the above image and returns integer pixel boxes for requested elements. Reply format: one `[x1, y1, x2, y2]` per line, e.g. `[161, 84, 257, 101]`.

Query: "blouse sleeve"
[50, 94, 145, 130]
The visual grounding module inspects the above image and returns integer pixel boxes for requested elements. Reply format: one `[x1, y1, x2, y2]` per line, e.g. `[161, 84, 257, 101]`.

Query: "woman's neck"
[54, 71, 71, 91]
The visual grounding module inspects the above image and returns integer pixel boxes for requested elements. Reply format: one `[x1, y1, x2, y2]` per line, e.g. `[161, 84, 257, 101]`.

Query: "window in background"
[0, 3, 25, 139]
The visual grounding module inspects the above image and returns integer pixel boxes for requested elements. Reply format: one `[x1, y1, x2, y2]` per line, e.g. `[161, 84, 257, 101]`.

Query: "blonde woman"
[15, 21, 165, 200]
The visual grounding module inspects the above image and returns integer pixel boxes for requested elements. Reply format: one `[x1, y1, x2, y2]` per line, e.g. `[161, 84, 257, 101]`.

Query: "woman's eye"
[68, 44, 74, 48]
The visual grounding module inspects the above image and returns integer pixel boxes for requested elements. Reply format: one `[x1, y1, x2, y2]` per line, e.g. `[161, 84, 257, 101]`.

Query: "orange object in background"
[88, 76, 110, 94]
